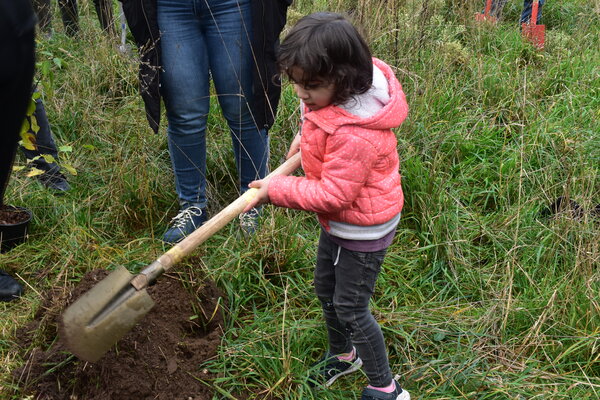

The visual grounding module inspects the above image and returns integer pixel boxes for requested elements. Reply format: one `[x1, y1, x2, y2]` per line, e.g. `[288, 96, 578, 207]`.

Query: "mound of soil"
[13, 268, 225, 400]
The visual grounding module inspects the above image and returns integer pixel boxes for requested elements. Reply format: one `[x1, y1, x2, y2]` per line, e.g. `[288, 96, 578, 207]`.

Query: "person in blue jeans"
[481, 0, 544, 23]
[158, 0, 288, 243]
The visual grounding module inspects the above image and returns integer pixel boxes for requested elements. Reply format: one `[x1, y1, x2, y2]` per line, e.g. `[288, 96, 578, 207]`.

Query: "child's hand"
[286, 131, 302, 160]
[243, 178, 271, 213]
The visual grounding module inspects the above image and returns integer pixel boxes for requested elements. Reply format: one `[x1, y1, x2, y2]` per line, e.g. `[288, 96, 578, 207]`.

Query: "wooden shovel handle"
[134, 152, 302, 287]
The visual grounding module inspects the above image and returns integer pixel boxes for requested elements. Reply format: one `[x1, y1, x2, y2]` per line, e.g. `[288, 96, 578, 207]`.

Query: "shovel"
[521, 0, 545, 49]
[61, 152, 301, 363]
[475, 0, 497, 23]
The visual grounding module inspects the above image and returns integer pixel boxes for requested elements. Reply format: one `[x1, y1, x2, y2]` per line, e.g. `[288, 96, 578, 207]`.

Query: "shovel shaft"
[484, 0, 492, 16]
[135, 152, 302, 287]
[531, 0, 539, 26]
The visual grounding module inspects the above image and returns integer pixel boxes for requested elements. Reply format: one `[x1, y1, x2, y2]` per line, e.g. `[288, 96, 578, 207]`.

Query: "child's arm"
[286, 100, 305, 159]
[243, 152, 303, 213]
[270, 133, 379, 214]
[286, 131, 301, 159]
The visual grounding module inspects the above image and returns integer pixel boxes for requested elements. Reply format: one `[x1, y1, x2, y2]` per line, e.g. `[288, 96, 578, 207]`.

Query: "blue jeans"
[158, 0, 269, 208]
[314, 231, 393, 387]
[482, 1, 544, 24]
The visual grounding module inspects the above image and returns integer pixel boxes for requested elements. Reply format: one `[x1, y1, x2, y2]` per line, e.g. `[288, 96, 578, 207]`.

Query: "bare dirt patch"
[12, 268, 225, 400]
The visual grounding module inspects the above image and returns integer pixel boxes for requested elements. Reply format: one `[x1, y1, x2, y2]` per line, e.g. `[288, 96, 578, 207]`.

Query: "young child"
[243, 12, 410, 400]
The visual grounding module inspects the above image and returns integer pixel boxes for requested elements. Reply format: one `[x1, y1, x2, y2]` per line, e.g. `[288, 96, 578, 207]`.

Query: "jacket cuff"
[268, 175, 291, 207]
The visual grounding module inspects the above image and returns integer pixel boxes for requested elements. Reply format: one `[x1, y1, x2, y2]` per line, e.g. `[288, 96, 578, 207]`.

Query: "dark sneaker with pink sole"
[361, 380, 410, 400]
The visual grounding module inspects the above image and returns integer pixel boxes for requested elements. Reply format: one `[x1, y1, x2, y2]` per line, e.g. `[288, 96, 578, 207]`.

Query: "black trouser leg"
[0, 31, 36, 205]
[33, 0, 53, 33]
[93, 0, 116, 36]
[58, 0, 79, 36]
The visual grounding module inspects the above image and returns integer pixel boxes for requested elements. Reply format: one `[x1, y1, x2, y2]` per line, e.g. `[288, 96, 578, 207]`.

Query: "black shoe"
[0, 270, 24, 302]
[540, 196, 583, 219]
[361, 380, 410, 400]
[38, 171, 70, 192]
[591, 204, 600, 220]
[308, 350, 363, 388]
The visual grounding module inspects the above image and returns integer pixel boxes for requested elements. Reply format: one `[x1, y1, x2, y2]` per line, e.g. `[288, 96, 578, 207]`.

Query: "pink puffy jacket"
[268, 58, 408, 230]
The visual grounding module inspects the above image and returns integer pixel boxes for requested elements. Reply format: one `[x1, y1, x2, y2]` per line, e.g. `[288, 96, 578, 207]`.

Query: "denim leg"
[521, 0, 544, 24]
[159, 0, 268, 206]
[158, 0, 210, 207]
[489, 0, 509, 18]
[20, 97, 61, 175]
[314, 232, 393, 387]
[203, 0, 269, 191]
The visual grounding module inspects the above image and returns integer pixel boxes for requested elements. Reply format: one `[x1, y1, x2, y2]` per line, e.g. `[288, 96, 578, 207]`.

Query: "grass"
[1, 0, 599, 398]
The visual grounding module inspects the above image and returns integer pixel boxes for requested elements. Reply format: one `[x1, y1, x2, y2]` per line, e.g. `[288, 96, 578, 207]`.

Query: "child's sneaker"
[361, 379, 410, 400]
[308, 350, 363, 388]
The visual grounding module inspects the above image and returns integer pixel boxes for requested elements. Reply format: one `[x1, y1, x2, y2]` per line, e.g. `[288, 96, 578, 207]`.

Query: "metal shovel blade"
[61, 265, 155, 363]
[522, 23, 545, 49]
[475, 0, 497, 23]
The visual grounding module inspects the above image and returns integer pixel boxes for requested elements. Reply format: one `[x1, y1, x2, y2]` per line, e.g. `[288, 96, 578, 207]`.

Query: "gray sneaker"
[163, 204, 207, 244]
[239, 207, 260, 235]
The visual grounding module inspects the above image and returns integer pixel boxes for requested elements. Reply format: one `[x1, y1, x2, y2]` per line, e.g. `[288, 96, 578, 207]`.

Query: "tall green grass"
[1, 0, 598, 398]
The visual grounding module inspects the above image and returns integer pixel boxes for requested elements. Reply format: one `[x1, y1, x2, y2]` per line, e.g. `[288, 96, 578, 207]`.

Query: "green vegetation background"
[1, 0, 598, 398]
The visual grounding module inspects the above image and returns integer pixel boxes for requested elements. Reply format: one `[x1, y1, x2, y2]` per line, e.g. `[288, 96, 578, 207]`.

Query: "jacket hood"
[303, 58, 408, 134]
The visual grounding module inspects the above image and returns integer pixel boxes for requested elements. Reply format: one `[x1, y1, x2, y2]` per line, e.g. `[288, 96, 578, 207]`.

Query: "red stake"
[522, 0, 545, 49]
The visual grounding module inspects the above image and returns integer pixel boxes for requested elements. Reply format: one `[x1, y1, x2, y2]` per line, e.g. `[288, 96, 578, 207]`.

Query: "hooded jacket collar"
[303, 58, 408, 134]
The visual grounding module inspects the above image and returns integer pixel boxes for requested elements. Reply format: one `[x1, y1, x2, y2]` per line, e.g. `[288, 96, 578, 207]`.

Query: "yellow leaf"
[30, 114, 40, 134]
[20, 118, 30, 136]
[12, 166, 25, 172]
[26, 167, 45, 177]
[62, 163, 77, 176]
[25, 98, 36, 115]
[41, 154, 56, 163]
[21, 132, 37, 151]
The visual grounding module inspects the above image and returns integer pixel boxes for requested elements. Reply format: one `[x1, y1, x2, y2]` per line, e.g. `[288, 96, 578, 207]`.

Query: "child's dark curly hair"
[278, 12, 373, 105]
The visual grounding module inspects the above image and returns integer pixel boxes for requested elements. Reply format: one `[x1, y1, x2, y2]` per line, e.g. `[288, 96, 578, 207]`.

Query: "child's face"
[290, 68, 335, 111]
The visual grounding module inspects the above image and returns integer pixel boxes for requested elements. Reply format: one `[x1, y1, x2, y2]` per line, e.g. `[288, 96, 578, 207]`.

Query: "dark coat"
[0, 0, 36, 203]
[118, 0, 291, 134]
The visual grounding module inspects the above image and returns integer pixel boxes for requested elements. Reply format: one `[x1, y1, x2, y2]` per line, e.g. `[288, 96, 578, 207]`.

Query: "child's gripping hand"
[286, 131, 302, 160]
[243, 178, 272, 213]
